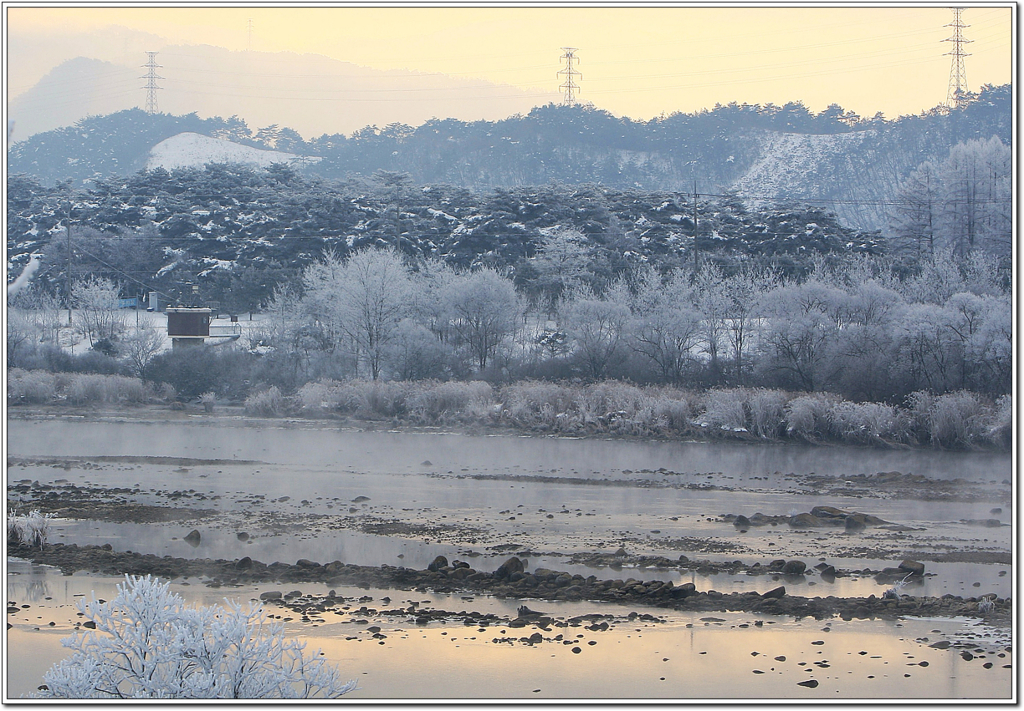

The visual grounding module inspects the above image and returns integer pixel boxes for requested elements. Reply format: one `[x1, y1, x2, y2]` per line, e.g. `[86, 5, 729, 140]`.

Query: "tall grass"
[7, 369, 154, 406]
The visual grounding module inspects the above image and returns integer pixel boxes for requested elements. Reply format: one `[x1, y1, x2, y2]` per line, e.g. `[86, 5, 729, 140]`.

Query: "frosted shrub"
[651, 395, 694, 433]
[499, 381, 576, 429]
[746, 389, 789, 440]
[697, 389, 748, 432]
[986, 394, 1012, 446]
[297, 379, 362, 414]
[64, 374, 150, 406]
[827, 401, 905, 445]
[199, 392, 217, 413]
[407, 381, 494, 423]
[927, 390, 986, 448]
[7, 368, 57, 404]
[784, 393, 836, 441]
[357, 380, 410, 418]
[7, 509, 54, 548]
[37, 575, 356, 699]
[244, 386, 283, 417]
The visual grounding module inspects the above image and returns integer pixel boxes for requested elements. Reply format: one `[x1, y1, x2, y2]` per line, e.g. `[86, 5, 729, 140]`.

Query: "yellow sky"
[7, 5, 1014, 121]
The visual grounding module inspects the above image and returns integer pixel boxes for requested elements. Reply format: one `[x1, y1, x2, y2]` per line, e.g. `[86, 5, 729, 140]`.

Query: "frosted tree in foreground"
[38, 575, 356, 699]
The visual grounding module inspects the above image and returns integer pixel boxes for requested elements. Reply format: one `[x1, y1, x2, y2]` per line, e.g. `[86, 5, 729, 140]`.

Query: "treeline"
[8, 84, 1011, 218]
[6, 369, 1011, 451]
[8, 243, 1010, 406]
[7, 165, 885, 316]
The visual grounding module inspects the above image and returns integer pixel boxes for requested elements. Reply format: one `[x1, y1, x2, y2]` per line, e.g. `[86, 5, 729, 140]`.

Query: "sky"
[6, 4, 1015, 129]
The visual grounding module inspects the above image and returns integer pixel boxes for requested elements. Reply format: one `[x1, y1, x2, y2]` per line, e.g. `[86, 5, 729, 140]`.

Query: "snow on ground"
[733, 129, 872, 201]
[146, 133, 321, 171]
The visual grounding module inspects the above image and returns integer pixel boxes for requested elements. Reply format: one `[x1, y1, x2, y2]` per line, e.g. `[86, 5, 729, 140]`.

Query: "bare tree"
[443, 268, 522, 371]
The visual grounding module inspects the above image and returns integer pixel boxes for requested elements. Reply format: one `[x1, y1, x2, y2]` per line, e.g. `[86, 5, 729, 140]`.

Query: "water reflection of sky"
[5, 564, 1012, 701]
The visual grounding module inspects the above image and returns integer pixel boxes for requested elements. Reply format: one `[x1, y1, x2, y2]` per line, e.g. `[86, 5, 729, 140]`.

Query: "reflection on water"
[8, 418, 1011, 483]
[4, 567, 1012, 700]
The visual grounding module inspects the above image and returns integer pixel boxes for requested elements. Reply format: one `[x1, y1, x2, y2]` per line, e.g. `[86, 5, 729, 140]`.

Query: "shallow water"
[6, 563, 1012, 700]
[5, 416, 1014, 700]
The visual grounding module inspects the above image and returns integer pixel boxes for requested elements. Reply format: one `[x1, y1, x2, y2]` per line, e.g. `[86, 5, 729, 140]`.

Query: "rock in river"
[494, 556, 525, 579]
[898, 559, 925, 576]
[427, 556, 449, 572]
[782, 560, 807, 575]
[183, 529, 201, 546]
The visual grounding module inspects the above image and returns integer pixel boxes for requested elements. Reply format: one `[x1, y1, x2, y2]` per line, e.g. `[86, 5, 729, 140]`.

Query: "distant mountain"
[8, 45, 560, 141]
[7, 84, 1011, 232]
[8, 57, 140, 139]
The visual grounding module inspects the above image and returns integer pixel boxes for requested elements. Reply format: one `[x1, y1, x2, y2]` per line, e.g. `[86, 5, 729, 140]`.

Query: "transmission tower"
[557, 47, 582, 106]
[247, 19, 254, 51]
[141, 52, 163, 114]
[943, 8, 972, 110]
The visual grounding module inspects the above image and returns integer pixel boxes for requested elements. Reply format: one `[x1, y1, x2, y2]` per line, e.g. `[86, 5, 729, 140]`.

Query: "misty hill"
[8, 45, 559, 142]
[7, 164, 883, 314]
[7, 84, 1010, 232]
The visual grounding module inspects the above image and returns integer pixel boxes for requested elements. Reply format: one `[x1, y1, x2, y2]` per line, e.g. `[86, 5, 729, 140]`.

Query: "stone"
[235, 556, 253, 570]
[427, 556, 449, 572]
[898, 559, 925, 576]
[494, 556, 525, 579]
[782, 560, 807, 575]
[734, 515, 751, 528]
[672, 582, 697, 598]
[844, 515, 868, 532]
[236, 532, 249, 542]
[183, 529, 201, 546]
[819, 565, 837, 578]
[810, 505, 849, 519]
[259, 591, 283, 601]
[797, 680, 819, 688]
[788, 513, 821, 528]
[761, 586, 786, 600]
[296, 558, 319, 569]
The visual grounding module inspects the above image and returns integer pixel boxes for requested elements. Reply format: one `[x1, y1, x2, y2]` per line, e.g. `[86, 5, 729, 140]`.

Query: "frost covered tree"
[442, 268, 522, 371]
[627, 266, 701, 383]
[559, 281, 631, 380]
[118, 323, 165, 379]
[38, 575, 356, 700]
[532, 227, 593, 311]
[72, 276, 127, 347]
[301, 248, 414, 380]
[892, 136, 1011, 259]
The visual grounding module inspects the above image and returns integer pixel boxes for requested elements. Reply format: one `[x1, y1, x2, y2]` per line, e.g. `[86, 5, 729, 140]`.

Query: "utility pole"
[65, 200, 72, 326]
[943, 8, 972, 110]
[692, 180, 699, 272]
[557, 48, 582, 106]
[142, 52, 163, 114]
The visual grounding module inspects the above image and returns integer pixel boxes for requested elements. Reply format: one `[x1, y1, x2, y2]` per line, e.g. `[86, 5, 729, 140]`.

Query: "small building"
[166, 307, 211, 348]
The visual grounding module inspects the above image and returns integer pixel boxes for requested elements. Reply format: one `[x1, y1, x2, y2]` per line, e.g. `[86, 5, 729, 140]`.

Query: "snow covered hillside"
[732, 129, 890, 230]
[734, 129, 872, 200]
[147, 132, 319, 171]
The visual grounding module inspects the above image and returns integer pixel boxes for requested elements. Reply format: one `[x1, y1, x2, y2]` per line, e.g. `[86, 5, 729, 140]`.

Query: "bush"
[697, 389, 748, 432]
[244, 386, 283, 417]
[7, 369, 57, 404]
[828, 401, 907, 445]
[7, 509, 54, 548]
[746, 389, 789, 440]
[926, 390, 987, 448]
[64, 373, 151, 406]
[407, 380, 494, 423]
[784, 393, 836, 441]
[37, 575, 356, 699]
